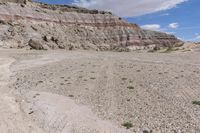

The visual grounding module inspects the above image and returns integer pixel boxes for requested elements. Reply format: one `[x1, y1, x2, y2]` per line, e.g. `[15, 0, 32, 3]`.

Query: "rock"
[28, 39, 44, 50]
[31, 25, 38, 31]
[143, 130, 149, 133]
[20, 4, 25, 7]
[50, 37, 58, 44]
[142, 128, 153, 133]
[58, 44, 65, 49]
[0, 20, 6, 24]
[42, 35, 51, 42]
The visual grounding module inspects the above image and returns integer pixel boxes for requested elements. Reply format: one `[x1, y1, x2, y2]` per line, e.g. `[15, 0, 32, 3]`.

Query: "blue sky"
[35, 0, 200, 41]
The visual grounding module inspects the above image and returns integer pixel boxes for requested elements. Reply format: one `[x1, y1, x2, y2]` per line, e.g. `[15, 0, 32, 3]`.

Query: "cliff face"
[0, 1, 182, 51]
[0, 0, 30, 3]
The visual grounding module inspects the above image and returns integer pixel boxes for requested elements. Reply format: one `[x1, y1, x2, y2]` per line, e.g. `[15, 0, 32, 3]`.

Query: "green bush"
[192, 101, 200, 105]
[127, 86, 134, 89]
[122, 122, 133, 129]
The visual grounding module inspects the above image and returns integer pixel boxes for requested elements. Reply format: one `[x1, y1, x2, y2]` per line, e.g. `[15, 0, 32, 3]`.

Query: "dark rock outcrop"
[0, 1, 182, 51]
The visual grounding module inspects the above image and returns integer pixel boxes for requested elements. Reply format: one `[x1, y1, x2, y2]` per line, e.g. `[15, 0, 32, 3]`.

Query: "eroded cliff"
[0, 1, 182, 51]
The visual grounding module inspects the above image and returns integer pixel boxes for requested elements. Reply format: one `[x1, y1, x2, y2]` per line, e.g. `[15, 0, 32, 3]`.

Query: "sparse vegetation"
[129, 80, 133, 83]
[127, 86, 134, 89]
[174, 42, 184, 47]
[79, 76, 83, 78]
[69, 95, 74, 97]
[162, 46, 179, 53]
[148, 49, 155, 53]
[122, 122, 133, 129]
[122, 78, 127, 81]
[164, 46, 173, 52]
[37, 80, 43, 83]
[148, 46, 160, 52]
[28, 111, 34, 115]
[149, 45, 181, 53]
[192, 101, 200, 105]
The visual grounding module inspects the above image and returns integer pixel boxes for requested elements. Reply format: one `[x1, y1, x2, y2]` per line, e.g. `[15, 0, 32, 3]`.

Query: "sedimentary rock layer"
[0, 1, 182, 51]
[0, 0, 31, 4]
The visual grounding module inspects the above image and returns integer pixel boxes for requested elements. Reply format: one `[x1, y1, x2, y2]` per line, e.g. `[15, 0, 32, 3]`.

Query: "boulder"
[28, 39, 44, 50]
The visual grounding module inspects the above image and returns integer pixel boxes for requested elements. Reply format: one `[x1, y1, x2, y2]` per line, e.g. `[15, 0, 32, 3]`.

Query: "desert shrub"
[122, 78, 127, 81]
[127, 86, 134, 89]
[163, 46, 179, 53]
[122, 122, 133, 129]
[192, 101, 200, 105]
[90, 77, 96, 80]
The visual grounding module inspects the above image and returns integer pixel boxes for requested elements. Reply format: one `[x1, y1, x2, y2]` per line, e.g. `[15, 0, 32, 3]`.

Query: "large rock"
[28, 39, 44, 50]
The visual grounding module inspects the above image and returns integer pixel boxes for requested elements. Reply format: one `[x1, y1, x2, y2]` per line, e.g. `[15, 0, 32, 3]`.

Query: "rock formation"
[0, 0, 31, 4]
[0, 1, 182, 51]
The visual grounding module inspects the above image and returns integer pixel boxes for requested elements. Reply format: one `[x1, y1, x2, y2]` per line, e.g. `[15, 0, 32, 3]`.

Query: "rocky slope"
[0, 1, 182, 51]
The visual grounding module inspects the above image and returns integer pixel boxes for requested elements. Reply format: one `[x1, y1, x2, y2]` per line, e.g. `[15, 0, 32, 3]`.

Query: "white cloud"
[177, 37, 184, 40]
[188, 33, 200, 41]
[141, 24, 161, 31]
[168, 23, 179, 29]
[141, 22, 181, 33]
[196, 36, 200, 39]
[165, 31, 175, 35]
[195, 34, 200, 40]
[160, 13, 170, 16]
[73, 0, 187, 17]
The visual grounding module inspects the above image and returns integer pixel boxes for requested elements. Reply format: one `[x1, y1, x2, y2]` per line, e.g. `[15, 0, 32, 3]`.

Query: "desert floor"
[0, 49, 200, 133]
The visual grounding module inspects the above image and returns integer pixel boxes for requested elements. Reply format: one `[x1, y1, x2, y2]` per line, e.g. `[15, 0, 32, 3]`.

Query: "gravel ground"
[0, 49, 200, 133]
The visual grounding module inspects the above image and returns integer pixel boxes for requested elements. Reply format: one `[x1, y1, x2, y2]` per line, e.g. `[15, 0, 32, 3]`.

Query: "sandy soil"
[0, 49, 200, 133]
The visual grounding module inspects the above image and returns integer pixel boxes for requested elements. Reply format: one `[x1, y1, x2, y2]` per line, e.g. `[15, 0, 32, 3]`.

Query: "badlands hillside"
[0, 0, 182, 51]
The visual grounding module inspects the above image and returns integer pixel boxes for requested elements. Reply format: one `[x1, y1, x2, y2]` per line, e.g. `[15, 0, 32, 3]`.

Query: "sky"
[34, 0, 200, 41]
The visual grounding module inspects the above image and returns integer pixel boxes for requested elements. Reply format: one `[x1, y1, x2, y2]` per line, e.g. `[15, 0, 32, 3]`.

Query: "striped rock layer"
[0, 1, 182, 51]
